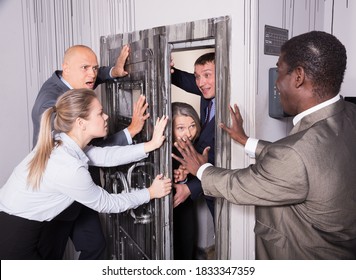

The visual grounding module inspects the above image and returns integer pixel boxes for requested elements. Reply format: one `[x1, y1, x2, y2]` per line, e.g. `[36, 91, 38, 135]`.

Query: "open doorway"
[171, 48, 215, 259]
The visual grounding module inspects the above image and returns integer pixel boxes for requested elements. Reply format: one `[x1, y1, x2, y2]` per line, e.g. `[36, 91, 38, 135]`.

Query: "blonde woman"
[0, 89, 171, 259]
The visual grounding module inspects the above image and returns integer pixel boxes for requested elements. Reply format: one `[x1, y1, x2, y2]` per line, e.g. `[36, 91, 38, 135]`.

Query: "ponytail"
[27, 89, 97, 189]
[27, 106, 57, 189]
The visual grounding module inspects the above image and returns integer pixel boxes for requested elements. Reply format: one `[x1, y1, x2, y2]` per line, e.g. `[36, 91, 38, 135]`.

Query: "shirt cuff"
[109, 67, 114, 78]
[178, 178, 188, 184]
[197, 163, 213, 180]
[245, 137, 258, 158]
[123, 128, 133, 145]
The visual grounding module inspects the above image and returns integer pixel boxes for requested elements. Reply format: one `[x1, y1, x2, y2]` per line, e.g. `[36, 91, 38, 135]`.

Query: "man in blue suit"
[171, 52, 215, 218]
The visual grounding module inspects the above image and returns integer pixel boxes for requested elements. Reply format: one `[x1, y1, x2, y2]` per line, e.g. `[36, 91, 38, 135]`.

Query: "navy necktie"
[203, 100, 213, 129]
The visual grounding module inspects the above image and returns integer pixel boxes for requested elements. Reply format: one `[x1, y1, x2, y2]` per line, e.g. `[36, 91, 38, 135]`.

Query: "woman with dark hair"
[0, 89, 171, 259]
[171, 102, 201, 259]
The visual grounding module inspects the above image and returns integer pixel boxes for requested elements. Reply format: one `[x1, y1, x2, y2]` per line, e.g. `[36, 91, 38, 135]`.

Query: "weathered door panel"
[100, 33, 172, 260]
[100, 16, 231, 260]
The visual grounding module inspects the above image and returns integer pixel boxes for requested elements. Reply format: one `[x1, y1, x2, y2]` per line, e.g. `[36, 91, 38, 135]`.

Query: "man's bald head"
[61, 45, 99, 89]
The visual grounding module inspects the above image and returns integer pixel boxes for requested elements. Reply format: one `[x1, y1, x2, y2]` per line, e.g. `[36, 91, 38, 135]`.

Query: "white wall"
[256, 0, 325, 142]
[324, 0, 356, 97]
[0, 0, 29, 185]
[0, 0, 135, 186]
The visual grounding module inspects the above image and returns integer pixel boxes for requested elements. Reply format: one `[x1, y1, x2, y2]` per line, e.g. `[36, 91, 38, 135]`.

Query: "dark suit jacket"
[31, 68, 128, 148]
[172, 68, 215, 200]
[202, 98, 356, 259]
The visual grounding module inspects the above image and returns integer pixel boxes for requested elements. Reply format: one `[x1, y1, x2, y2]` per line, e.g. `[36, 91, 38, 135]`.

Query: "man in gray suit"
[172, 31, 356, 259]
[32, 45, 149, 259]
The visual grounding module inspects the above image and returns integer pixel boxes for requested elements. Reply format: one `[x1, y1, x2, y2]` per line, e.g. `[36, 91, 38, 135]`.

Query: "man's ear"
[62, 62, 69, 75]
[295, 66, 305, 88]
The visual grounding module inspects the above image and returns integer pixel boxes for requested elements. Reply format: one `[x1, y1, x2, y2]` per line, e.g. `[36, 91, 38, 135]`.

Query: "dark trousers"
[38, 202, 106, 259]
[0, 211, 46, 259]
[71, 206, 106, 259]
[173, 198, 197, 259]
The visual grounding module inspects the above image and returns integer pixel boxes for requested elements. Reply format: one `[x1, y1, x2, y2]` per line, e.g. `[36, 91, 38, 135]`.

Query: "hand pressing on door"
[144, 115, 169, 153]
[219, 103, 248, 146]
[148, 174, 172, 199]
[170, 55, 175, 74]
[111, 45, 130, 78]
[127, 95, 150, 138]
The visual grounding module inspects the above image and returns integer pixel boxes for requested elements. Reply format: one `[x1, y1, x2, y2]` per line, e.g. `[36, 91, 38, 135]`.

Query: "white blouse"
[0, 132, 150, 221]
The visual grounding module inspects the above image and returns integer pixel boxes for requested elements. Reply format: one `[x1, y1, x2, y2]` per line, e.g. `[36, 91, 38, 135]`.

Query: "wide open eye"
[80, 65, 99, 72]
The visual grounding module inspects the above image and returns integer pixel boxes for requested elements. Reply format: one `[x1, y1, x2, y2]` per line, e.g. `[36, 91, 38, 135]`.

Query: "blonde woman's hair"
[27, 89, 97, 189]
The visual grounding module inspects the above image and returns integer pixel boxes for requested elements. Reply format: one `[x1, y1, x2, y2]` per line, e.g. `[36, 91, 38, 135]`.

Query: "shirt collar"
[60, 74, 73, 89]
[55, 132, 89, 165]
[293, 94, 341, 126]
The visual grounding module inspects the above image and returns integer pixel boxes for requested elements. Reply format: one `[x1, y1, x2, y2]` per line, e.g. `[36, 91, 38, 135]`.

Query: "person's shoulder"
[32, 89, 61, 112]
[38, 71, 65, 92]
[45, 147, 89, 186]
[34, 72, 68, 105]
[50, 145, 86, 171]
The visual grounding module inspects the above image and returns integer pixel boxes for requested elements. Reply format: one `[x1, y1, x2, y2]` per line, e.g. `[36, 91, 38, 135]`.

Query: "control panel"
[268, 67, 286, 119]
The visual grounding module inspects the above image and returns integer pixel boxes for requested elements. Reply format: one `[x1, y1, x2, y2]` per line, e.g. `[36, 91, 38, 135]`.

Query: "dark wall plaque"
[264, 25, 289, 56]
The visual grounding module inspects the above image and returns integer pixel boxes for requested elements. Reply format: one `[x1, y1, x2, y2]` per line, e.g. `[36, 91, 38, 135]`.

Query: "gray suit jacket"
[31, 70, 128, 148]
[202, 98, 356, 259]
